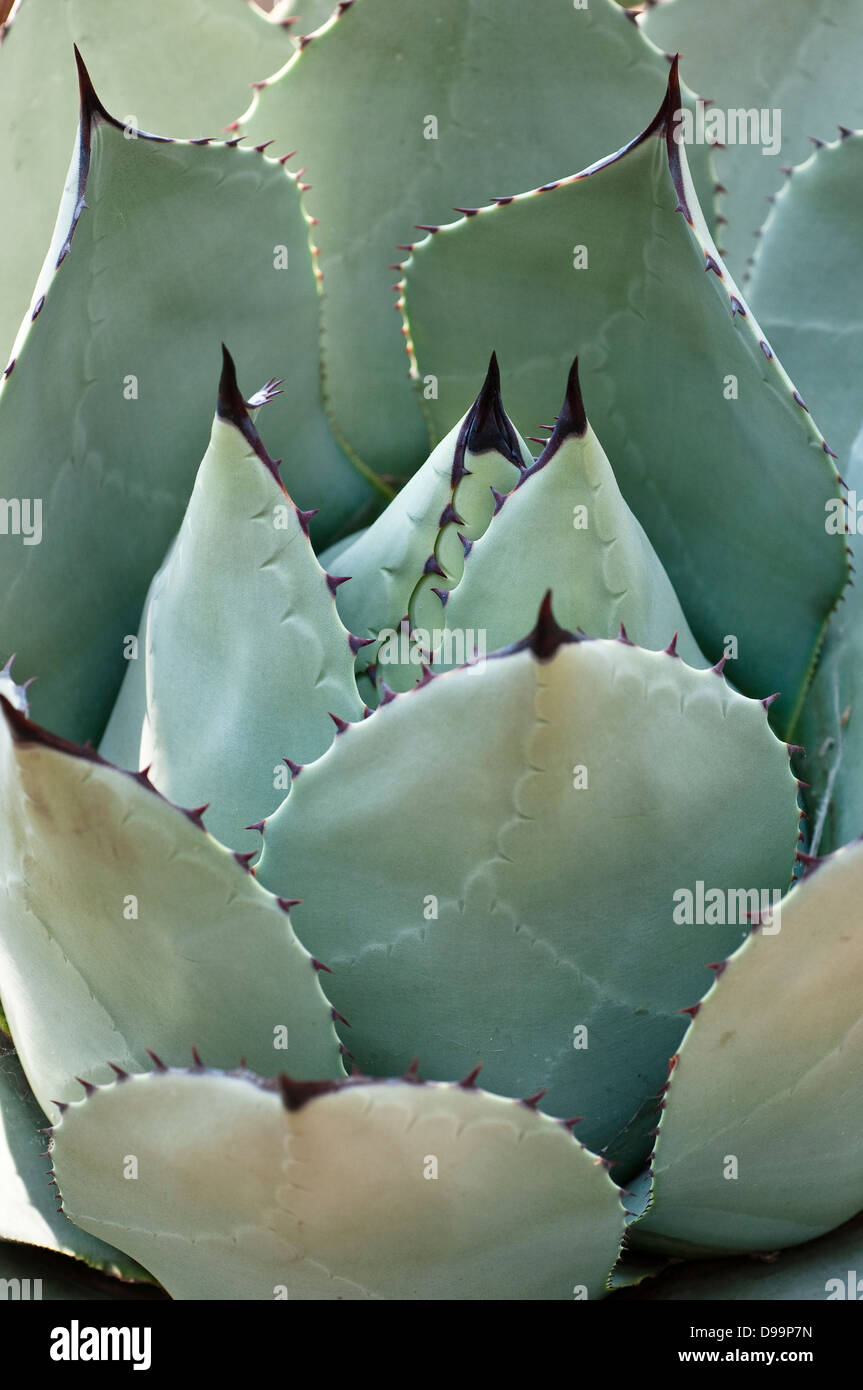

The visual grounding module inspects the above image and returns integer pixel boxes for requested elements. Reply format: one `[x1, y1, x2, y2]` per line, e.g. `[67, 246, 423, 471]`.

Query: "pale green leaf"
[259, 616, 800, 1179]
[52, 1068, 626, 1300]
[748, 135, 863, 851]
[0, 0, 293, 359]
[401, 68, 847, 734]
[240, 0, 716, 475]
[332, 353, 532, 693]
[636, 841, 863, 1255]
[0, 1045, 151, 1278]
[99, 348, 363, 851]
[437, 360, 707, 671]
[0, 59, 372, 745]
[643, 0, 863, 275]
[0, 1036, 151, 1279]
[0, 698, 343, 1120]
[618, 1214, 863, 1301]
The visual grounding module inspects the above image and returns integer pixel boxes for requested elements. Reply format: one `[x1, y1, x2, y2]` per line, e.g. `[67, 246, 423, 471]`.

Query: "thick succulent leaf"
[0, 699, 343, 1120]
[802, 606, 863, 857]
[748, 134, 863, 464]
[51, 1068, 625, 1301]
[636, 841, 863, 1256]
[259, 612, 800, 1179]
[748, 135, 863, 851]
[0, 1237, 166, 1301]
[642, 0, 863, 276]
[799, 538, 863, 856]
[438, 361, 706, 671]
[618, 1213, 863, 1301]
[100, 349, 363, 851]
[401, 67, 848, 734]
[0, 0, 292, 352]
[0, 56, 372, 747]
[239, 0, 716, 475]
[0, 1036, 149, 1278]
[608, 1247, 670, 1292]
[0, 0, 293, 360]
[332, 354, 532, 693]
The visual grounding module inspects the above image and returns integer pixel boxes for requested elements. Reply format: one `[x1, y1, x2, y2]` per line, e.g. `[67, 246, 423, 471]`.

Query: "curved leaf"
[240, 0, 716, 474]
[259, 605, 800, 1179]
[799, 544, 863, 856]
[0, 1237, 166, 1301]
[617, 1213, 863, 1301]
[0, 0, 294, 358]
[643, 0, 863, 275]
[748, 134, 863, 852]
[0, 54, 371, 745]
[0, 699, 343, 1120]
[0, 1036, 150, 1279]
[636, 841, 863, 1256]
[100, 348, 363, 851]
[51, 1068, 625, 1300]
[438, 359, 707, 670]
[401, 65, 847, 733]
[748, 133, 863, 464]
[332, 353, 532, 693]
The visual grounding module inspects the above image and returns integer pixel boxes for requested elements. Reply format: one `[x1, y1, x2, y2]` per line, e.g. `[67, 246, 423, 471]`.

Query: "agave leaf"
[0, 0, 294, 360]
[0, 699, 343, 1121]
[642, 0, 863, 276]
[0, 1034, 152, 1279]
[798, 564, 863, 856]
[99, 348, 363, 851]
[748, 133, 863, 463]
[51, 1068, 625, 1300]
[401, 65, 848, 735]
[258, 602, 800, 1180]
[635, 841, 863, 1257]
[607, 1255, 670, 1292]
[331, 353, 532, 694]
[437, 359, 707, 671]
[617, 1212, 863, 1301]
[0, 1237, 165, 1301]
[0, 52, 372, 746]
[747, 135, 863, 851]
[239, 0, 716, 475]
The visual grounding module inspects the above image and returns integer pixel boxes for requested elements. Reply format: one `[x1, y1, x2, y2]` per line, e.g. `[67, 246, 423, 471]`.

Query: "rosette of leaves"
[0, 0, 860, 1302]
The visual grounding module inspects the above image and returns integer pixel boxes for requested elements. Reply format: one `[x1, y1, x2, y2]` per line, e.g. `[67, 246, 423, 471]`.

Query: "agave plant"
[0, 0, 861, 1304]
